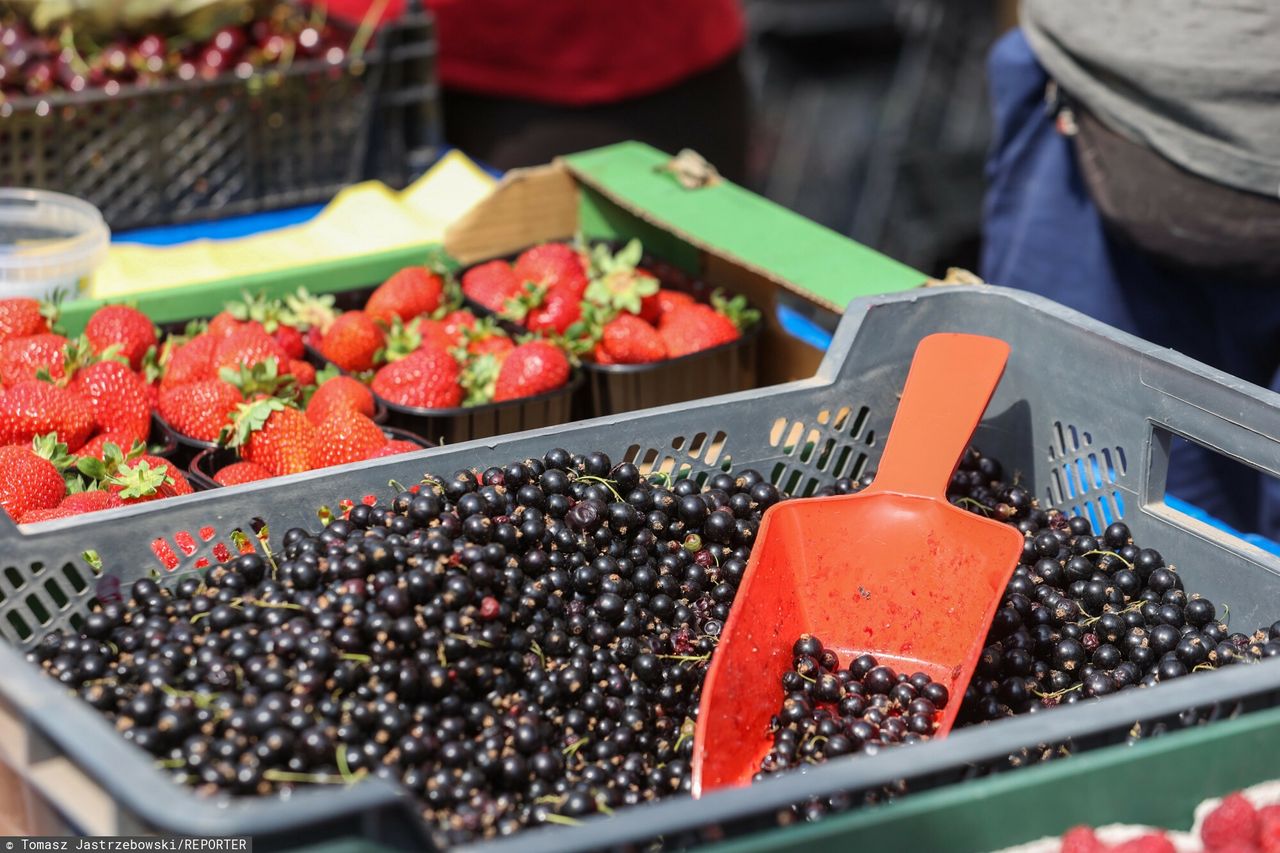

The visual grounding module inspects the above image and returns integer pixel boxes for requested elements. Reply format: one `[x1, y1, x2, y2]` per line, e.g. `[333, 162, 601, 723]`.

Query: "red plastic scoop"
[692, 333, 1024, 796]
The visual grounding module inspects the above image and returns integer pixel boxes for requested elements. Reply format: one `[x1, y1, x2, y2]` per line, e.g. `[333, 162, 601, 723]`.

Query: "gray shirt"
[1022, 0, 1280, 199]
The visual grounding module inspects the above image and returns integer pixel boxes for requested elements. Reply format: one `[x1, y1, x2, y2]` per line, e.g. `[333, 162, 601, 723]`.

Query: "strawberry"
[585, 240, 660, 316]
[18, 506, 76, 524]
[367, 267, 444, 324]
[492, 340, 570, 402]
[69, 361, 152, 444]
[84, 305, 156, 370]
[658, 299, 746, 359]
[371, 345, 463, 409]
[106, 455, 193, 503]
[0, 298, 51, 343]
[1260, 804, 1280, 853]
[1060, 826, 1106, 853]
[311, 409, 386, 468]
[320, 311, 385, 373]
[597, 313, 666, 364]
[207, 311, 245, 338]
[58, 489, 124, 515]
[1111, 833, 1177, 853]
[78, 433, 147, 461]
[461, 317, 514, 358]
[289, 359, 316, 388]
[159, 333, 217, 389]
[0, 333, 69, 386]
[650, 289, 696, 320]
[306, 373, 376, 425]
[159, 380, 243, 442]
[275, 326, 306, 360]
[521, 292, 581, 335]
[224, 399, 316, 477]
[0, 444, 66, 520]
[0, 382, 95, 450]
[416, 317, 458, 352]
[223, 292, 306, 358]
[213, 461, 274, 486]
[462, 260, 522, 312]
[1203, 793, 1260, 851]
[513, 243, 589, 301]
[371, 439, 421, 458]
[441, 309, 479, 340]
[212, 325, 290, 374]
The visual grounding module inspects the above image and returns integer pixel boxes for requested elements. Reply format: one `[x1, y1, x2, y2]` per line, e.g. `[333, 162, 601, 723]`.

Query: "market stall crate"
[2, 285, 1280, 849]
[0, 3, 441, 232]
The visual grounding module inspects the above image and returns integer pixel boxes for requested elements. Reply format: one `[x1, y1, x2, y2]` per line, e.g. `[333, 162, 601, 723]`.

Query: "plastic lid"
[0, 189, 110, 286]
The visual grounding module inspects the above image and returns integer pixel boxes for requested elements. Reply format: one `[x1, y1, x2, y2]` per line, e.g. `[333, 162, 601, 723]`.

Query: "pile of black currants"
[29, 449, 782, 846]
[756, 635, 946, 783]
[27, 443, 1280, 843]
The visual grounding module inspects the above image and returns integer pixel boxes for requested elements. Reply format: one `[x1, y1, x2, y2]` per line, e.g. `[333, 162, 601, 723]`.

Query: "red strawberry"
[107, 455, 193, 503]
[1260, 805, 1280, 853]
[78, 433, 147, 461]
[222, 292, 306, 358]
[159, 334, 217, 389]
[371, 439, 421, 458]
[320, 311, 385, 373]
[274, 326, 306, 359]
[69, 361, 152, 444]
[0, 333, 69, 386]
[522, 292, 581, 335]
[159, 380, 243, 442]
[1111, 833, 1177, 853]
[18, 506, 77, 524]
[59, 489, 124, 515]
[371, 346, 463, 409]
[226, 399, 316, 477]
[592, 343, 618, 365]
[416, 317, 457, 352]
[0, 444, 65, 521]
[84, 305, 156, 370]
[213, 461, 273, 486]
[1203, 793, 1260, 851]
[653, 289, 696, 318]
[462, 260, 522, 312]
[441, 309, 479, 339]
[492, 340, 570, 402]
[514, 243, 589, 301]
[0, 298, 51, 343]
[207, 311, 244, 338]
[461, 318, 514, 357]
[367, 267, 444, 324]
[289, 359, 316, 388]
[212, 325, 289, 374]
[307, 374, 376, 425]
[658, 302, 741, 358]
[311, 410, 386, 468]
[1060, 826, 1106, 853]
[597, 314, 666, 364]
[0, 382, 95, 450]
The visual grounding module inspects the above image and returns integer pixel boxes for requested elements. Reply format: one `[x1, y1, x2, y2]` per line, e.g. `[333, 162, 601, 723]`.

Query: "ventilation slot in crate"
[1045, 420, 1128, 530]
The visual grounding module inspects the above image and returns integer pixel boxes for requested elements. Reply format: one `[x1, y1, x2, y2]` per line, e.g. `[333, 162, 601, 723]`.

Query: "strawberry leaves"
[584, 239, 659, 316]
[220, 359, 296, 400]
[220, 397, 288, 449]
[106, 460, 173, 500]
[710, 289, 761, 331]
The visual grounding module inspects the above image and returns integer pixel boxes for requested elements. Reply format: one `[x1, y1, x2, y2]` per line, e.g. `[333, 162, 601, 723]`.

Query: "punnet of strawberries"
[1021, 786, 1280, 853]
[461, 238, 760, 366]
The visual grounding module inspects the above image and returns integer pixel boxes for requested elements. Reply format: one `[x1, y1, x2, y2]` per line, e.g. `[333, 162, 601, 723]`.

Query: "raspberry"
[1111, 832, 1177, 853]
[1203, 793, 1260, 851]
[1061, 825, 1106, 853]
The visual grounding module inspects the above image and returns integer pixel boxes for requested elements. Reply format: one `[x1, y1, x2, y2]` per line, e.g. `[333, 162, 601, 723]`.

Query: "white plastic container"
[0, 189, 110, 301]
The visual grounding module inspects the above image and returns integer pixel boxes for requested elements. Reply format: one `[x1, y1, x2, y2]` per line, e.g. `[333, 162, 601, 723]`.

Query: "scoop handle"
[861, 333, 1010, 500]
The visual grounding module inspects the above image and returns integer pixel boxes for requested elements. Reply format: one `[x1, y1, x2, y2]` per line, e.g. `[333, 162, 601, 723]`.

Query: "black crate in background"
[0, 3, 442, 232]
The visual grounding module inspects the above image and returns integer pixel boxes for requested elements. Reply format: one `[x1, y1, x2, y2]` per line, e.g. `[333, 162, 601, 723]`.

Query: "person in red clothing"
[329, 0, 750, 180]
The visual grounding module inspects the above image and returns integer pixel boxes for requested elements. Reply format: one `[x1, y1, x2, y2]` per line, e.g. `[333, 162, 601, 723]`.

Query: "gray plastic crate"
[2, 285, 1280, 850]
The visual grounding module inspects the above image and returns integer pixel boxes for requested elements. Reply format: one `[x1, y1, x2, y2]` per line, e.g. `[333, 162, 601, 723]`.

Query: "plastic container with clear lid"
[0, 189, 110, 301]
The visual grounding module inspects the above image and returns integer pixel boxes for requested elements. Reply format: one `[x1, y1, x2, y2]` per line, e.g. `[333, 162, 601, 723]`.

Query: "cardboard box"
[57, 142, 926, 389]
